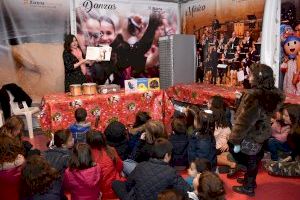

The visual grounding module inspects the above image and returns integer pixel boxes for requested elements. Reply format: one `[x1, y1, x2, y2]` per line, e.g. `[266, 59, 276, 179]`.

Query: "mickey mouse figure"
[281, 36, 300, 95]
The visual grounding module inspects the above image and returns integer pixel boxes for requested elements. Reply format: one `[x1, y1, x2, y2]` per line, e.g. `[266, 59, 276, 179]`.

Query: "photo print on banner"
[73, 0, 180, 87]
[0, 0, 70, 101]
[181, 0, 265, 88]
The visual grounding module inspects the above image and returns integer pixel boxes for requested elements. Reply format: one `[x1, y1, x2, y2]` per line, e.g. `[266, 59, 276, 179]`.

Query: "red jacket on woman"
[0, 166, 22, 200]
[63, 164, 101, 200]
[91, 148, 125, 199]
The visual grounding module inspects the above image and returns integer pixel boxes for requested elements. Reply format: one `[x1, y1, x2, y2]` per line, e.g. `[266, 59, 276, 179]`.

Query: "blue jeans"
[268, 138, 291, 161]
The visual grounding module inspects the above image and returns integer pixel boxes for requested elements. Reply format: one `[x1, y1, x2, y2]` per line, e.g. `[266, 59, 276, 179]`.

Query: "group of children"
[1, 91, 300, 200]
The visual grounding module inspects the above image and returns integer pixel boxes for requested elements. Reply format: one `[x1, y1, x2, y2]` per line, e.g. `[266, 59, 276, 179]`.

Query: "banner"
[181, 0, 265, 88]
[182, 0, 265, 35]
[260, 0, 281, 87]
[73, 0, 180, 86]
[181, 0, 216, 34]
[0, 0, 70, 101]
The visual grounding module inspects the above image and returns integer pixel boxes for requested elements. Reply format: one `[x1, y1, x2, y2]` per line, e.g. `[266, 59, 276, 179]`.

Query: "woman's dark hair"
[157, 189, 186, 200]
[249, 63, 275, 90]
[152, 138, 173, 159]
[99, 16, 116, 32]
[171, 117, 187, 134]
[197, 171, 225, 200]
[194, 158, 212, 173]
[284, 104, 300, 135]
[64, 34, 80, 52]
[69, 143, 94, 170]
[133, 111, 151, 128]
[54, 129, 71, 148]
[21, 155, 60, 197]
[0, 135, 23, 165]
[86, 130, 117, 165]
[0, 115, 24, 140]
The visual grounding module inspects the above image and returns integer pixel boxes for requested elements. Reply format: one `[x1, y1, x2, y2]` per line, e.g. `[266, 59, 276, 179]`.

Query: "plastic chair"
[7, 90, 39, 138]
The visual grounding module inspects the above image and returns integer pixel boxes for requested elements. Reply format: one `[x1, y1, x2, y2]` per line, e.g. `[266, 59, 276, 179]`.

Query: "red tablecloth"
[166, 83, 300, 106]
[40, 90, 174, 132]
[166, 83, 243, 106]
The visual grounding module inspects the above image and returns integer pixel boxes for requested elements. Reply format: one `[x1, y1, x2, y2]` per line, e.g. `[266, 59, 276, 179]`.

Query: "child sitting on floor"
[63, 143, 101, 200]
[69, 108, 90, 143]
[185, 158, 211, 187]
[20, 155, 64, 200]
[0, 115, 40, 157]
[267, 105, 291, 161]
[188, 171, 225, 200]
[87, 130, 125, 199]
[169, 116, 189, 169]
[44, 129, 74, 174]
[188, 110, 217, 170]
[112, 138, 191, 200]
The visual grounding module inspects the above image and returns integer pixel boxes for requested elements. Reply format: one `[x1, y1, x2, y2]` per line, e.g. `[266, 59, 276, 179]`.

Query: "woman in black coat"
[63, 34, 87, 92]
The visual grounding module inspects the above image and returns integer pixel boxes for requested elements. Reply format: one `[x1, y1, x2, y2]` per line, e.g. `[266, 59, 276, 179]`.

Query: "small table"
[166, 83, 300, 106]
[39, 90, 174, 132]
[166, 83, 242, 106]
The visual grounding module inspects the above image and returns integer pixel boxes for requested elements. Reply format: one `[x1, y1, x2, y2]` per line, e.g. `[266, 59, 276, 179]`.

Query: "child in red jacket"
[87, 130, 125, 199]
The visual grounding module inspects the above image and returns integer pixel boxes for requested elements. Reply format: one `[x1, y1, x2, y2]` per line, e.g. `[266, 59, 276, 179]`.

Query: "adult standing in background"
[63, 34, 87, 92]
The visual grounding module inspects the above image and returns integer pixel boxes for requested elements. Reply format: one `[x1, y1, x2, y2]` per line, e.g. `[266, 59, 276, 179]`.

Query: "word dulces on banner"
[185, 4, 206, 17]
[82, 0, 116, 13]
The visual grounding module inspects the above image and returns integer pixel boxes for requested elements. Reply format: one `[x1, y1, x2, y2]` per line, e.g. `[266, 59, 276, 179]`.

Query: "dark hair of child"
[86, 130, 118, 165]
[133, 111, 151, 128]
[68, 143, 94, 170]
[194, 158, 212, 173]
[198, 112, 215, 136]
[75, 108, 87, 123]
[197, 171, 225, 200]
[157, 188, 187, 200]
[185, 105, 201, 129]
[54, 129, 72, 148]
[20, 155, 60, 197]
[0, 135, 23, 165]
[152, 138, 173, 160]
[172, 117, 187, 134]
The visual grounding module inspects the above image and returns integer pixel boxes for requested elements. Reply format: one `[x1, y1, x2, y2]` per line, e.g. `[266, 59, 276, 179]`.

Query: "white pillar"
[260, 0, 281, 87]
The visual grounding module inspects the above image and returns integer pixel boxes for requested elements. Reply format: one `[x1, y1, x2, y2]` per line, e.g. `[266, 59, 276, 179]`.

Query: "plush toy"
[281, 36, 300, 95]
[280, 24, 294, 43]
